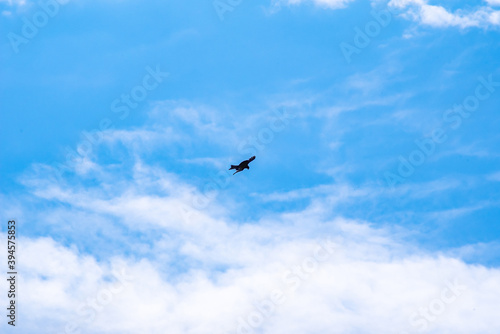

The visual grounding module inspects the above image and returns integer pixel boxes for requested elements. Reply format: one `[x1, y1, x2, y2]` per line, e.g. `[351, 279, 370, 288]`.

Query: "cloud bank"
[2, 101, 500, 334]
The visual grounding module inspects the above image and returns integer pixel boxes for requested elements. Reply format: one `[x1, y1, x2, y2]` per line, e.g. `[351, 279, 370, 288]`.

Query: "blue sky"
[1, 0, 500, 333]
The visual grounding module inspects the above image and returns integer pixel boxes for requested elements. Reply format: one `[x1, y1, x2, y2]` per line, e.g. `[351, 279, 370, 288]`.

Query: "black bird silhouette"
[229, 156, 256, 175]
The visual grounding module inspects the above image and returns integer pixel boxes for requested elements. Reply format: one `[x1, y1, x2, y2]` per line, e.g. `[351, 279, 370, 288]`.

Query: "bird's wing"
[237, 156, 255, 168]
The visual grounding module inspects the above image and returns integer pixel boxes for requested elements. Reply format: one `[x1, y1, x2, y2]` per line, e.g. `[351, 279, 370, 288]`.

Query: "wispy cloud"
[272, 0, 355, 9]
[388, 0, 500, 28]
[2, 96, 499, 333]
[274, 0, 500, 29]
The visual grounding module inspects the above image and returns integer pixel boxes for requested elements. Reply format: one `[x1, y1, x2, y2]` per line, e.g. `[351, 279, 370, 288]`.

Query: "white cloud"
[486, 0, 500, 6]
[388, 0, 500, 28]
[275, 0, 500, 29]
[4, 100, 500, 333]
[3, 217, 500, 333]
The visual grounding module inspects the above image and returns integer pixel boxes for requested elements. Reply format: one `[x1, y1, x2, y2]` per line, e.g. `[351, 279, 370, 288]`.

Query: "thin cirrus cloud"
[273, 0, 355, 9]
[276, 0, 500, 29]
[0, 0, 26, 5]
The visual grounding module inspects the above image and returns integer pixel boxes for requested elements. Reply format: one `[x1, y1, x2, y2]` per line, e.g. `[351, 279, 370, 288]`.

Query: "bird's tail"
[229, 165, 238, 170]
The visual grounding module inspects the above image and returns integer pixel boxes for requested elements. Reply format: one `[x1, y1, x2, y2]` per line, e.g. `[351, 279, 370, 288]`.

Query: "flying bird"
[229, 156, 256, 175]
